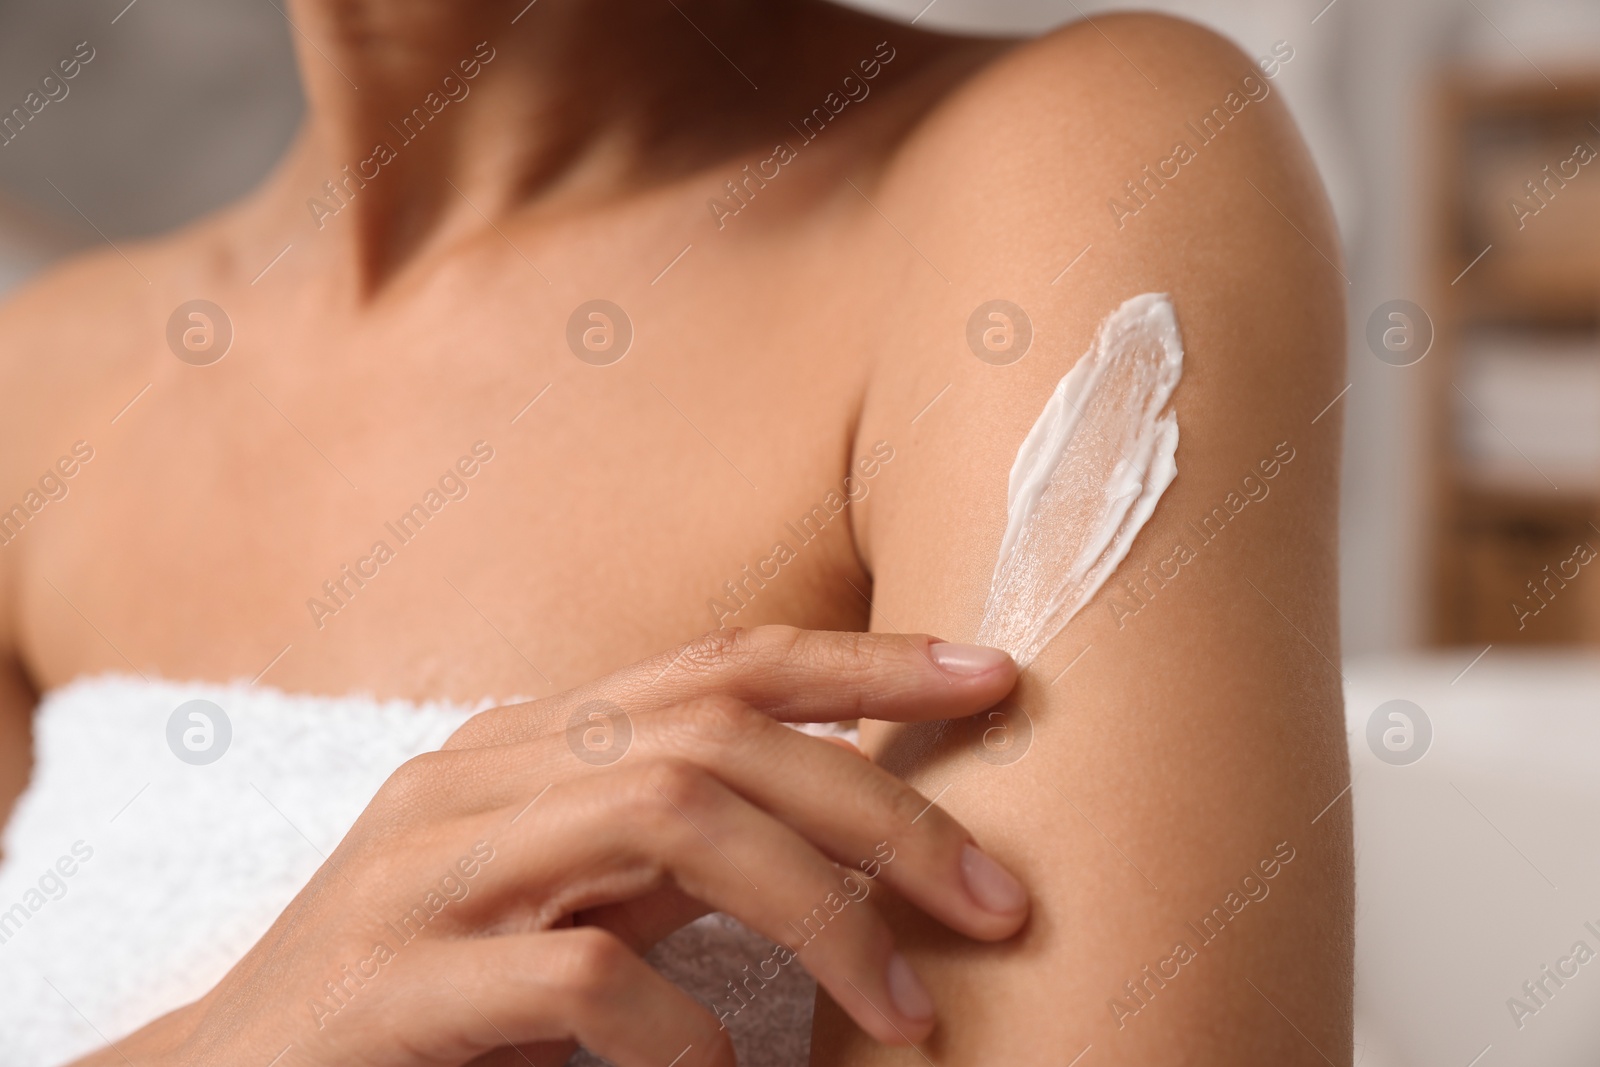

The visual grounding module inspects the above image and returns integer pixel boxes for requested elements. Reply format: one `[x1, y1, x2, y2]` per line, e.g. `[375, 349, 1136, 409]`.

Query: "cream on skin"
[976, 292, 1184, 667]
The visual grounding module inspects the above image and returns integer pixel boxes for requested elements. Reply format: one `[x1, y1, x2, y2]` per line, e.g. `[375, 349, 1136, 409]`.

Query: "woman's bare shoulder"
[868, 11, 1327, 286]
[0, 212, 240, 491]
[851, 11, 1341, 561]
[901, 11, 1308, 185]
[0, 241, 168, 435]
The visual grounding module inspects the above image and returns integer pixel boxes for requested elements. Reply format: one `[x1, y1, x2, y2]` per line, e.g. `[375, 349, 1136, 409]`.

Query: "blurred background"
[2, 0, 1597, 1064]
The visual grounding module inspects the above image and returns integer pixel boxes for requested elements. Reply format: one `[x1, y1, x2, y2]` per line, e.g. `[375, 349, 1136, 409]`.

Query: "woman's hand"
[81, 627, 1028, 1067]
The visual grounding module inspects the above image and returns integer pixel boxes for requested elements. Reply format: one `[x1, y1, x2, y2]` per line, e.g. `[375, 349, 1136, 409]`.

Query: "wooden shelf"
[1453, 253, 1600, 322]
[1454, 478, 1599, 517]
[1427, 68, 1600, 647]
[1435, 69, 1600, 114]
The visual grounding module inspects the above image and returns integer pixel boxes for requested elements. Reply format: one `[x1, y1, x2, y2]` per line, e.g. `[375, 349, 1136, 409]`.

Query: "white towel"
[0, 675, 823, 1067]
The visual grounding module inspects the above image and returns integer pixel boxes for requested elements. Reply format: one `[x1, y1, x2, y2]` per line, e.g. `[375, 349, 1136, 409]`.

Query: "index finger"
[450, 625, 1016, 747]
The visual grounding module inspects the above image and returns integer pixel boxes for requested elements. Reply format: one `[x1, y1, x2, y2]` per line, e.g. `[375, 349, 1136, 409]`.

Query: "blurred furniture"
[1429, 71, 1600, 645]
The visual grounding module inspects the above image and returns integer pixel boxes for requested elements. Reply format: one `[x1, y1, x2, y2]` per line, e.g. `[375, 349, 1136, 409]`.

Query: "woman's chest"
[16, 250, 892, 701]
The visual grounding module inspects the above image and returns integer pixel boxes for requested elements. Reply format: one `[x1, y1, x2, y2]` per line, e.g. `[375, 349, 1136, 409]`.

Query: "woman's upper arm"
[815, 15, 1353, 1064]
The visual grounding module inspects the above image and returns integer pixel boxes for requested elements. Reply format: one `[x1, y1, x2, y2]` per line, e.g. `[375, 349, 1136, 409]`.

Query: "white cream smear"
[975, 292, 1183, 667]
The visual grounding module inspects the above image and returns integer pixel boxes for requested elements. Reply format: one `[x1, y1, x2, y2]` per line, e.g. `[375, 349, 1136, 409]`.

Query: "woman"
[0, 1, 1353, 1064]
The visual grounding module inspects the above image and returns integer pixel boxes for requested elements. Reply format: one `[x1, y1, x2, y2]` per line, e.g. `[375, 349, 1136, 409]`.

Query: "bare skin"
[0, 1, 1353, 1064]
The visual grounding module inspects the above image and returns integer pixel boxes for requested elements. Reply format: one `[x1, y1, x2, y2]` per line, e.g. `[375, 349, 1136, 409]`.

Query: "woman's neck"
[270, 0, 647, 289]
[257, 0, 832, 292]
[256, 0, 979, 294]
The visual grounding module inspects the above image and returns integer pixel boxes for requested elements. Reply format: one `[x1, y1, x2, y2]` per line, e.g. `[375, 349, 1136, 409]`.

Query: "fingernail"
[885, 952, 935, 1022]
[928, 642, 1012, 676]
[961, 843, 1027, 914]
